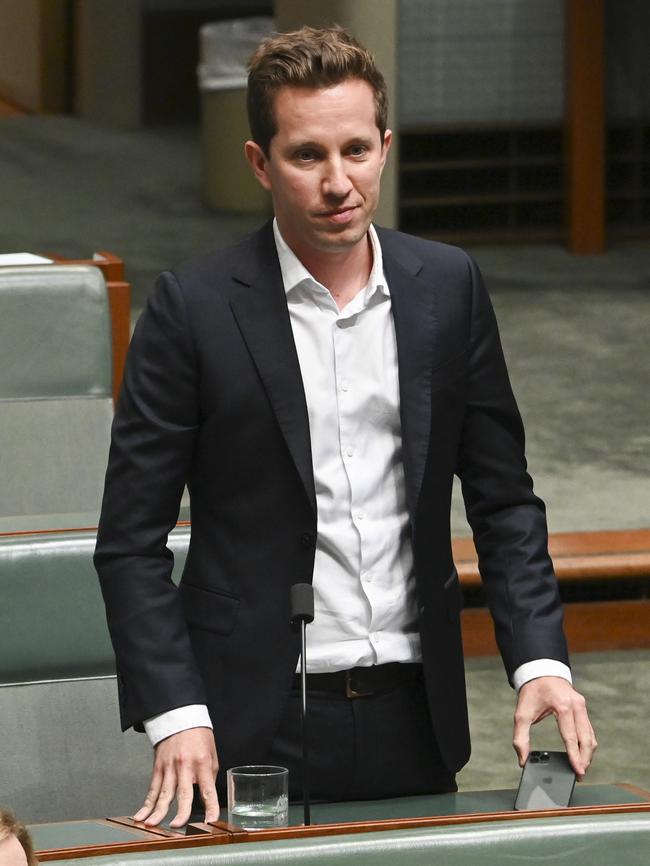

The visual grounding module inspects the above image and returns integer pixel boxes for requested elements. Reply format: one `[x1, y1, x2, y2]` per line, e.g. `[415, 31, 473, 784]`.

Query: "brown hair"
[247, 25, 388, 155]
[0, 809, 38, 865]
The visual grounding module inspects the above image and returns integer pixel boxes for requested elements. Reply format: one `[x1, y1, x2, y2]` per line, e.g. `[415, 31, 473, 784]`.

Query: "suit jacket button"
[419, 605, 425, 617]
[300, 532, 314, 549]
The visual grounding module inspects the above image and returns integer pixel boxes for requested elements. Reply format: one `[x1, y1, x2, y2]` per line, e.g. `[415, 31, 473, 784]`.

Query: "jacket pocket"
[180, 581, 240, 636]
[443, 568, 464, 621]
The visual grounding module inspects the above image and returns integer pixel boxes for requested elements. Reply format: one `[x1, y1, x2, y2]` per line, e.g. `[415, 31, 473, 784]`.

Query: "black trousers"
[202, 672, 456, 816]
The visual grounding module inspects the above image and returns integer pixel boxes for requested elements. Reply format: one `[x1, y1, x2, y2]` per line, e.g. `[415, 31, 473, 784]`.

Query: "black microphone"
[290, 582, 314, 826]
[290, 583, 314, 626]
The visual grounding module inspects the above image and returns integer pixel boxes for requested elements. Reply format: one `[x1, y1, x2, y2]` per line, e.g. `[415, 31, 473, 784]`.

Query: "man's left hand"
[513, 676, 597, 780]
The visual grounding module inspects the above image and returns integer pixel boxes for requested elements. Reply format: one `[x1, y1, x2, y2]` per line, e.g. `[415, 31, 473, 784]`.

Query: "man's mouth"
[318, 205, 358, 224]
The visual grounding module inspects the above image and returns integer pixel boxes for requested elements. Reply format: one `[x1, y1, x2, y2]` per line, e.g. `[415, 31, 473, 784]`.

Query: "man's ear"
[379, 129, 393, 173]
[244, 140, 272, 191]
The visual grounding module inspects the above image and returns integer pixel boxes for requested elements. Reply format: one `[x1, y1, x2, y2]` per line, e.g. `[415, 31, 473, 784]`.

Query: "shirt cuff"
[511, 659, 573, 692]
[143, 705, 213, 747]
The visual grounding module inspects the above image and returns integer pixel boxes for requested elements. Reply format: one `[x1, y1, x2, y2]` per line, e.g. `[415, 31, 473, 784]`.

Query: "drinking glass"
[227, 765, 289, 830]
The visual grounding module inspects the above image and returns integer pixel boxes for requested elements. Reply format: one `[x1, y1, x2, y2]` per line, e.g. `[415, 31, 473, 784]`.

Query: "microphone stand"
[298, 615, 310, 826]
[290, 583, 314, 826]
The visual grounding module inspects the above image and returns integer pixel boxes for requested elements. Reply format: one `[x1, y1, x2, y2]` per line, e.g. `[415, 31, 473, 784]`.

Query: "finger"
[512, 707, 532, 768]
[574, 699, 598, 772]
[169, 766, 195, 829]
[134, 766, 163, 823]
[196, 763, 220, 824]
[555, 702, 584, 778]
[145, 766, 177, 826]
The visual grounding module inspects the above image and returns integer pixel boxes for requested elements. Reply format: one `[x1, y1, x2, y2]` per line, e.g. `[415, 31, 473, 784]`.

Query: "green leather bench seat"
[0, 523, 191, 822]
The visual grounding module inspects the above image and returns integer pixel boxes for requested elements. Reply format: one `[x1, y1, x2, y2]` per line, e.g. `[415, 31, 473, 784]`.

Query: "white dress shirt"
[144, 223, 570, 745]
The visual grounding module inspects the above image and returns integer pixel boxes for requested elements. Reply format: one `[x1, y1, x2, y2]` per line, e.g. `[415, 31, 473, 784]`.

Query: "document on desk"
[0, 253, 54, 265]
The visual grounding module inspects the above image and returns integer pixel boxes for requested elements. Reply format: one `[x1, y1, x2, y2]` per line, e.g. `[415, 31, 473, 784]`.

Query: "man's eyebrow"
[283, 136, 376, 152]
[284, 140, 322, 152]
[344, 135, 376, 150]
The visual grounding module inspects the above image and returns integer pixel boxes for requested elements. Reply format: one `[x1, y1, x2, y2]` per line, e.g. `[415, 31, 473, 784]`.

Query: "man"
[95, 26, 596, 828]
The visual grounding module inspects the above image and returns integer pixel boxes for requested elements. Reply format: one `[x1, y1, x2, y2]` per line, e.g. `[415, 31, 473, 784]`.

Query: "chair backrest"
[0, 265, 114, 518]
[0, 524, 191, 823]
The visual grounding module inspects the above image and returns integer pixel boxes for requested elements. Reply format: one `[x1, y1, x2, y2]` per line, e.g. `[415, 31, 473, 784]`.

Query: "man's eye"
[349, 145, 367, 157]
[295, 150, 316, 161]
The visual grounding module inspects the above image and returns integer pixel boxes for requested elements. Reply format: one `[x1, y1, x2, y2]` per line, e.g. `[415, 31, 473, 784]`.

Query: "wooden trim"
[462, 599, 650, 656]
[106, 279, 130, 404]
[104, 817, 183, 838]
[564, 600, 650, 653]
[0, 526, 97, 538]
[453, 529, 650, 585]
[213, 802, 650, 844]
[35, 786, 650, 859]
[0, 519, 191, 538]
[35, 819, 229, 862]
[566, 0, 606, 252]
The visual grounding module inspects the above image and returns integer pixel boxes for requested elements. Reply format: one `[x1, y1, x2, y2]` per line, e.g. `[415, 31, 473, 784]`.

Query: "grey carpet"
[2, 115, 647, 534]
[0, 116, 259, 309]
[460, 650, 650, 794]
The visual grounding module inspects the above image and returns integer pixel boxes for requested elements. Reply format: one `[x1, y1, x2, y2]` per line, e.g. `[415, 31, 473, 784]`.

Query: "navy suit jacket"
[95, 222, 568, 776]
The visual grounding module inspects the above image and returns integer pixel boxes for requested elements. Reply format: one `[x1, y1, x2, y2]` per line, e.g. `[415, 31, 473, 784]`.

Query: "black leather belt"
[292, 662, 422, 699]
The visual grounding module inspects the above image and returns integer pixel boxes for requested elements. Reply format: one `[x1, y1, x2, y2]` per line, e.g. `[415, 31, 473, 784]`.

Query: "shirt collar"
[272, 218, 388, 303]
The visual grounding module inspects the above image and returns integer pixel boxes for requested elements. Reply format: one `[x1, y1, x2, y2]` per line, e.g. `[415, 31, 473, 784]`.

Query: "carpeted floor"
[0, 116, 260, 309]
[460, 650, 650, 793]
[2, 115, 647, 534]
[1, 115, 648, 798]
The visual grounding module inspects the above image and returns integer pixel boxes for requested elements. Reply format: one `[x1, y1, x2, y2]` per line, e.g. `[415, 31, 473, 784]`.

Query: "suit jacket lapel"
[228, 224, 316, 514]
[378, 229, 438, 521]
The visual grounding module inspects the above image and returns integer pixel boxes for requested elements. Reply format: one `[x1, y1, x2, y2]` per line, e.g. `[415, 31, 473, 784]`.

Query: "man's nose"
[322, 159, 353, 198]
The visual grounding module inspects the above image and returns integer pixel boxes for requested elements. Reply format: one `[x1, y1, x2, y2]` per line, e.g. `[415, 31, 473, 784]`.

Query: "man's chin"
[311, 221, 371, 252]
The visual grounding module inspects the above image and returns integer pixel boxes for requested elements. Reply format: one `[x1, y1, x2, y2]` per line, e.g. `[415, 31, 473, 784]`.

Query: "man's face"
[246, 78, 391, 263]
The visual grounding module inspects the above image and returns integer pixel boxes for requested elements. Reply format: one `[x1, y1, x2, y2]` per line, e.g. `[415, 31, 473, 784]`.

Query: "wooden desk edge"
[212, 797, 650, 844]
[36, 818, 230, 862]
[34, 785, 650, 859]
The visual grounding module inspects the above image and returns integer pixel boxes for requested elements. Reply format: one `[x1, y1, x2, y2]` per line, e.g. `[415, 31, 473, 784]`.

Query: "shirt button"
[356, 512, 364, 521]
[345, 447, 354, 458]
[340, 380, 350, 392]
[364, 572, 373, 583]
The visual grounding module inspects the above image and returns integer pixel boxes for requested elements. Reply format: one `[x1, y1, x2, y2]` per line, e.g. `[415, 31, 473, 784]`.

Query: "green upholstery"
[1, 400, 114, 517]
[31, 810, 650, 866]
[0, 265, 113, 518]
[0, 529, 117, 683]
[0, 265, 112, 400]
[0, 524, 191, 822]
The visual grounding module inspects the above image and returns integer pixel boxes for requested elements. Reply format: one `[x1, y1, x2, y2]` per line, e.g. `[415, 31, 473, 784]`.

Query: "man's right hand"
[133, 727, 219, 827]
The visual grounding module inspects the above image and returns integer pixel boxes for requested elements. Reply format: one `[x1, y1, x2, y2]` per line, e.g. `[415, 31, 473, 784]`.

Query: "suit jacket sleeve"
[456, 253, 569, 678]
[94, 270, 207, 731]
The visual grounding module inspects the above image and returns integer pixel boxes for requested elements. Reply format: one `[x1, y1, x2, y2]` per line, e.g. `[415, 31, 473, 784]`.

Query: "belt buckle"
[345, 669, 363, 699]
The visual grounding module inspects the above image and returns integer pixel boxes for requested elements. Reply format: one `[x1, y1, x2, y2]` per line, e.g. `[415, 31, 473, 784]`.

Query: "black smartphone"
[514, 750, 576, 810]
